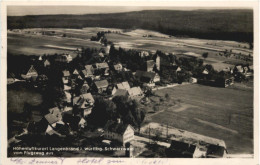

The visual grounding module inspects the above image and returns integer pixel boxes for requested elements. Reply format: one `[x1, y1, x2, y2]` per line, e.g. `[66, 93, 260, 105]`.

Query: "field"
[144, 83, 253, 154]
[8, 27, 252, 71]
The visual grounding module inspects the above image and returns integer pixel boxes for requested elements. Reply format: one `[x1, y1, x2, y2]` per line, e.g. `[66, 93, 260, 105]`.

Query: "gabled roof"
[44, 113, 60, 125]
[114, 63, 123, 70]
[146, 60, 155, 68]
[73, 69, 79, 75]
[44, 59, 50, 66]
[81, 93, 94, 103]
[104, 120, 134, 135]
[64, 85, 71, 90]
[95, 62, 109, 69]
[22, 65, 38, 75]
[127, 87, 143, 97]
[135, 70, 156, 81]
[62, 70, 70, 77]
[116, 81, 131, 90]
[113, 89, 129, 97]
[95, 80, 109, 88]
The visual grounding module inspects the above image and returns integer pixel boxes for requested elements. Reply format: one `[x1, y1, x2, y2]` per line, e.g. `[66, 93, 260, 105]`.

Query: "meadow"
[144, 83, 253, 154]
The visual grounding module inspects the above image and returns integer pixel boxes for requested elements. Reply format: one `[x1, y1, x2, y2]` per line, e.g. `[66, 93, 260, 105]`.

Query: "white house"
[104, 119, 135, 146]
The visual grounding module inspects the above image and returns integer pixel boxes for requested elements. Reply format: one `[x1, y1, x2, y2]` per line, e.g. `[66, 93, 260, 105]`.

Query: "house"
[116, 81, 131, 90]
[78, 118, 87, 128]
[55, 54, 72, 63]
[94, 62, 110, 75]
[80, 84, 90, 94]
[104, 119, 135, 146]
[189, 77, 198, 83]
[73, 69, 79, 75]
[107, 85, 117, 95]
[43, 59, 51, 67]
[135, 70, 160, 87]
[7, 73, 16, 85]
[127, 87, 143, 99]
[38, 56, 43, 61]
[114, 63, 123, 72]
[43, 113, 61, 135]
[21, 65, 38, 79]
[64, 84, 71, 91]
[202, 68, 209, 75]
[73, 93, 94, 116]
[94, 80, 109, 93]
[82, 65, 94, 78]
[139, 51, 149, 58]
[64, 91, 72, 103]
[113, 89, 129, 98]
[104, 45, 111, 54]
[156, 56, 160, 71]
[146, 60, 155, 72]
[206, 144, 227, 158]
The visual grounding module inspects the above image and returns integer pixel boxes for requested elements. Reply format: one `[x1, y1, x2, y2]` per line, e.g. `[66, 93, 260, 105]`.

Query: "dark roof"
[170, 140, 196, 154]
[135, 70, 156, 81]
[206, 144, 225, 158]
[146, 60, 155, 68]
[113, 89, 129, 97]
[104, 120, 133, 135]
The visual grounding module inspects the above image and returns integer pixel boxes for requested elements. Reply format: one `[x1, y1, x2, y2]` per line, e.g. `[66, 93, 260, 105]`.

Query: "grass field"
[144, 83, 253, 154]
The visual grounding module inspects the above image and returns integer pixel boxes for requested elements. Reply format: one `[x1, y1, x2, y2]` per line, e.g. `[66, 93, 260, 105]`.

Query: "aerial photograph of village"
[7, 6, 254, 158]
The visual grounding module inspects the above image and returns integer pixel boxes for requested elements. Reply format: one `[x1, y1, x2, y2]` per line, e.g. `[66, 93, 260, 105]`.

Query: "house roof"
[235, 65, 244, 73]
[113, 89, 129, 97]
[73, 69, 79, 75]
[95, 80, 109, 88]
[49, 107, 62, 120]
[22, 65, 38, 75]
[64, 91, 71, 99]
[85, 65, 93, 70]
[81, 93, 94, 103]
[117, 81, 130, 90]
[146, 60, 155, 69]
[62, 70, 70, 77]
[104, 120, 134, 135]
[44, 59, 50, 65]
[114, 63, 123, 70]
[127, 87, 143, 97]
[95, 62, 109, 69]
[135, 70, 156, 81]
[44, 113, 60, 125]
[64, 85, 71, 90]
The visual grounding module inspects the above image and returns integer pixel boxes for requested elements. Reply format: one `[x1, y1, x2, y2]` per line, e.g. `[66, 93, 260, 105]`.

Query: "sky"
[7, 6, 246, 16]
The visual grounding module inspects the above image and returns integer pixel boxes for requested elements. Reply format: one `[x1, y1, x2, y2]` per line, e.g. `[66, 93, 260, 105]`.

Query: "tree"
[88, 97, 116, 127]
[202, 52, 208, 59]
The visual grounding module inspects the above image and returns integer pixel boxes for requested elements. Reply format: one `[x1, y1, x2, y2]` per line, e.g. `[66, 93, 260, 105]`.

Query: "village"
[7, 37, 254, 158]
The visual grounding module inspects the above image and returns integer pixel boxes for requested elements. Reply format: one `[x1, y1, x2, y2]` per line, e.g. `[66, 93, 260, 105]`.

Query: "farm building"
[167, 140, 197, 158]
[104, 119, 135, 146]
[94, 80, 109, 93]
[21, 65, 38, 79]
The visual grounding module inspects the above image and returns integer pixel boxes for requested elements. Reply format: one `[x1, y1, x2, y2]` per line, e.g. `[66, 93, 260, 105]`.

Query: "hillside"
[7, 9, 253, 42]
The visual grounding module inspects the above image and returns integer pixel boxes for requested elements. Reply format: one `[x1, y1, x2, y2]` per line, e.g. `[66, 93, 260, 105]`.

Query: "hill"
[7, 9, 253, 42]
